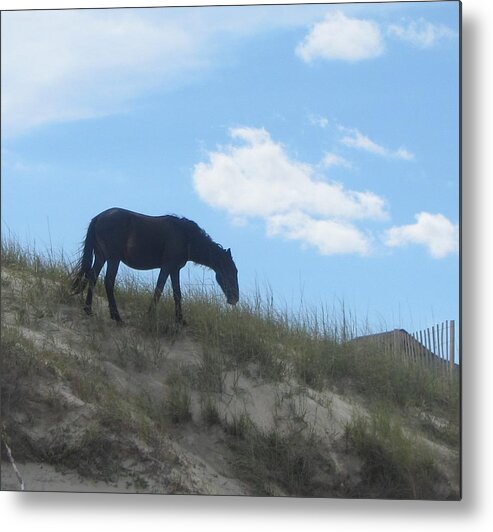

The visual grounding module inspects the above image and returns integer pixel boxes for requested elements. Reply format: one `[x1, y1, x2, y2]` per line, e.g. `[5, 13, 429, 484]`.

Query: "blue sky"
[1, 2, 460, 344]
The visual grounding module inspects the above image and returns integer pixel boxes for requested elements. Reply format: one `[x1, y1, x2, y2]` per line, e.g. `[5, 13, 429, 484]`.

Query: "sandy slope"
[0, 267, 459, 497]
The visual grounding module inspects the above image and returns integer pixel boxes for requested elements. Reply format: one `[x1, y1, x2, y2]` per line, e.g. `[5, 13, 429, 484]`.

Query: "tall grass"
[1, 235, 71, 280]
[345, 410, 449, 500]
[1, 235, 459, 421]
[224, 411, 334, 497]
[164, 284, 458, 421]
[1, 236, 460, 498]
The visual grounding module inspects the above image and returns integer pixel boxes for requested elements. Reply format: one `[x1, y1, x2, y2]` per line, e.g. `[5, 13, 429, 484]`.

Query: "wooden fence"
[409, 320, 457, 372]
[352, 320, 458, 377]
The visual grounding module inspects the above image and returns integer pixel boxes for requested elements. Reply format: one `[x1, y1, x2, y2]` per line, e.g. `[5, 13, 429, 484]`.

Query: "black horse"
[71, 208, 239, 323]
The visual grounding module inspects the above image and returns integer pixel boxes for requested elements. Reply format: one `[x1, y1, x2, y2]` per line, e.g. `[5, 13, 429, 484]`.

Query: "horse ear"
[227, 248, 232, 257]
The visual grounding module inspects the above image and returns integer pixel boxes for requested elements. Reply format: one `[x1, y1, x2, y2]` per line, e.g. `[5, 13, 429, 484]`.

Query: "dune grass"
[1, 236, 460, 497]
[1, 235, 459, 422]
[345, 409, 450, 500]
[180, 288, 459, 423]
[224, 412, 334, 497]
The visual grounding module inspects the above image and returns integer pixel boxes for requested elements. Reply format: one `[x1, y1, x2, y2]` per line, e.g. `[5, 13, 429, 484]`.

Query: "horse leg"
[170, 269, 185, 324]
[84, 254, 105, 316]
[148, 266, 170, 313]
[104, 259, 122, 323]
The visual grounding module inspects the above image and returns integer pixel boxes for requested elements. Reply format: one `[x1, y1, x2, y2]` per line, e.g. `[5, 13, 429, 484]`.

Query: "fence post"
[410, 332, 416, 366]
[437, 324, 445, 373]
[445, 320, 450, 364]
[440, 322, 445, 360]
[410, 320, 456, 377]
[419, 330, 428, 368]
[449, 320, 455, 371]
[431, 325, 438, 357]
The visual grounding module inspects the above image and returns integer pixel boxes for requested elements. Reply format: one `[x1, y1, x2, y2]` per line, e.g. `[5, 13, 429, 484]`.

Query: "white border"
[2, 0, 492, 530]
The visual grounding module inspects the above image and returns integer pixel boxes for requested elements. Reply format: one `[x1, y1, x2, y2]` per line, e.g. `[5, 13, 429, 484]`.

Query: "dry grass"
[1, 237, 460, 498]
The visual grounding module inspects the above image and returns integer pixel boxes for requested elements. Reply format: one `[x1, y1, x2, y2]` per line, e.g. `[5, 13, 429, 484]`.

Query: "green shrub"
[346, 410, 448, 499]
[225, 412, 333, 497]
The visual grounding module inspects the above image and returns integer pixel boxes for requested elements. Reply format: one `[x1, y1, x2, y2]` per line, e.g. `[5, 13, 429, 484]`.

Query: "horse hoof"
[83, 306, 93, 316]
[110, 313, 124, 325]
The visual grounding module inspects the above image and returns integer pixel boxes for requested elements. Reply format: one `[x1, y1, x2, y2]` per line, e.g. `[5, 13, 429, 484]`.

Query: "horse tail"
[71, 218, 97, 294]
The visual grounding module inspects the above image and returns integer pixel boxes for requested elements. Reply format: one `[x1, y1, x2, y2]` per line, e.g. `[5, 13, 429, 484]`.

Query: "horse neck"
[189, 238, 219, 271]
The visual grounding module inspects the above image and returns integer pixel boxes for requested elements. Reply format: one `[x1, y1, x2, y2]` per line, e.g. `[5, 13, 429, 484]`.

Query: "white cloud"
[321, 152, 352, 169]
[394, 148, 415, 161]
[193, 127, 388, 256]
[267, 212, 371, 256]
[384, 212, 458, 259]
[341, 128, 387, 156]
[296, 11, 384, 63]
[194, 127, 387, 221]
[309, 115, 329, 128]
[2, 10, 209, 136]
[340, 127, 414, 160]
[388, 19, 457, 48]
[2, 7, 327, 137]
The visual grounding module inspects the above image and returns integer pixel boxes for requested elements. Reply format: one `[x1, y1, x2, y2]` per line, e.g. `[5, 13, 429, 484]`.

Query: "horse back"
[93, 208, 188, 270]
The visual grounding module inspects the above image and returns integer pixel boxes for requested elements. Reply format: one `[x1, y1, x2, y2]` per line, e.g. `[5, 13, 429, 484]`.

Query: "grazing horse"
[71, 208, 239, 323]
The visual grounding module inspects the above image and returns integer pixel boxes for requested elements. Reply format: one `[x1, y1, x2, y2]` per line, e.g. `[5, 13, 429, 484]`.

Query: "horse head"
[215, 248, 239, 305]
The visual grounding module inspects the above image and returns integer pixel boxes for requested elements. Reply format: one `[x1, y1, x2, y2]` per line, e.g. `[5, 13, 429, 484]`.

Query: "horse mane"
[171, 215, 224, 252]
